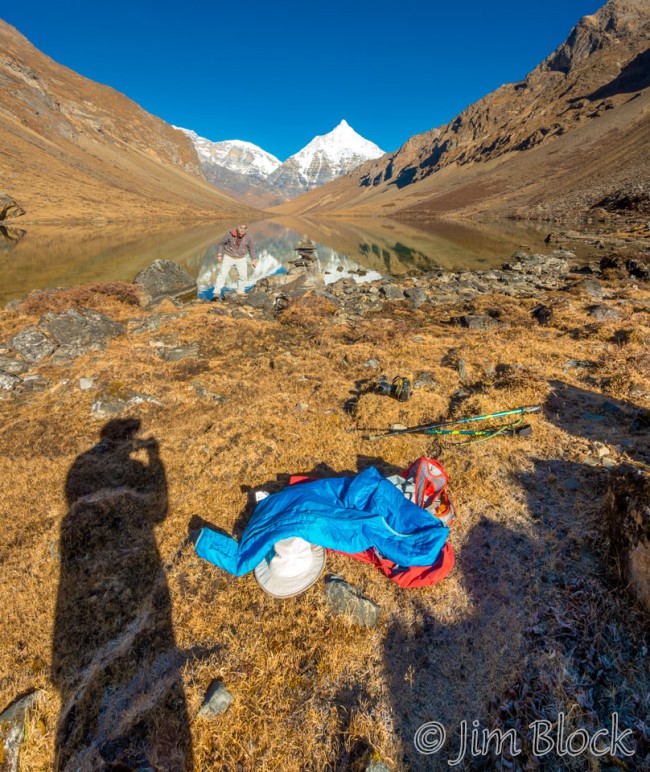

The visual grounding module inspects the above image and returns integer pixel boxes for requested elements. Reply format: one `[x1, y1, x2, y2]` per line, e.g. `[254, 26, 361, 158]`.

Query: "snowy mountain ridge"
[174, 127, 281, 178]
[177, 120, 385, 205]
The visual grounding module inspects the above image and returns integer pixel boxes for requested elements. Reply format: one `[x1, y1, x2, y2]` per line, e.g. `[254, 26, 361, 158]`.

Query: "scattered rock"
[128, 315, 171, 335]
[329, 277, 358, 296]
[601, 253, 650, 281]
[592, 441, 610, 458]
[9, 327, 57, 362]
[606, 467, 650, 615]
[91, 383, 160, 419]
[362, 358, 380, 369]
[452, 314, 495, 330]
[21, 375, 49, 393]
[0, 193, 25, 221]
[133, 260, 196, 306]
[191, 381, 225, 403]
[324, 575, 381, 627]
[404, 286, 427, 307]
[380, 284, 404, 301]
[79, 377, 97, 390]
[0, 356, 28, 375]
[586, 304, 620, 321]
[243, 291, 274, 310]
[231, 308, 251, 320]
[0, 372, 20, 391]
[0, 689, 41, 772]
[601, 400, 625, 417]
[40, 308, 125, 360]
[531, 304, 553, 325]
[504, 251, 572, 275]
[157, 344, 199, 362]
[574, 278, 604, 299]
[198, 680, 233, 716]
[563, 359, 595, 371]
[366, 762, 391, 772]
[413, 371, 438, 389]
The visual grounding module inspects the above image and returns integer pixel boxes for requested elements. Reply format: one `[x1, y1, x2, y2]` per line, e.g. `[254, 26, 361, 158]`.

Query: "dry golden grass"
[0, 278, 648, 770]
[15, 283, 143, 316]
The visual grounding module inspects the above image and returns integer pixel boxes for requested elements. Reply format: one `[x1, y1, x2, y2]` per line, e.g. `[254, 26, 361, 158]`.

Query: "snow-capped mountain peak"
[266, 119, 385, 197]
[174, 126, 281, 177]
[177, 119, 384, 203]
[289, 120, 385, 177]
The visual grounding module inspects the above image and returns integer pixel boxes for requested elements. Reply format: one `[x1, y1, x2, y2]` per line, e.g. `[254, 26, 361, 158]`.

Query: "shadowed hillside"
[0, 20, 258, 223]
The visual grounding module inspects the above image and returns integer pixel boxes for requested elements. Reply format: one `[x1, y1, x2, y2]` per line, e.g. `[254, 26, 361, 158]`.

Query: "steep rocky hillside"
[0, 20, 256, 222]
[274, 0, 650, 221]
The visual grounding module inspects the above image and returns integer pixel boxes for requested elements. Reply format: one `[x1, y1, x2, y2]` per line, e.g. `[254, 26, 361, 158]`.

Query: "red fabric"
[287, 464, 455, 587]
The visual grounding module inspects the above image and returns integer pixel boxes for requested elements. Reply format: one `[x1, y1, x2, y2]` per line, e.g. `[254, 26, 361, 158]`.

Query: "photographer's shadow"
[383, 517, 538, 770]
[52, 418, 192, 770]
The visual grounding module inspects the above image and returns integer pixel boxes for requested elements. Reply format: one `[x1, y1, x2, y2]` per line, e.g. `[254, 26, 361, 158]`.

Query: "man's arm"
[246, 234, 257, 265]
[216, 232, 230, 263]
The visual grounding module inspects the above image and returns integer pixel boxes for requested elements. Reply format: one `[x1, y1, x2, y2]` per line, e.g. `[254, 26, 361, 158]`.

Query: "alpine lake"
[0, 216, 578, 306]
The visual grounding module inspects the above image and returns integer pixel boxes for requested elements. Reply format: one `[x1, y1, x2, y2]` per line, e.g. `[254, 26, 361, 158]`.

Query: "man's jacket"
[195, 466, 449, 576]
[217, 230, 256, 260]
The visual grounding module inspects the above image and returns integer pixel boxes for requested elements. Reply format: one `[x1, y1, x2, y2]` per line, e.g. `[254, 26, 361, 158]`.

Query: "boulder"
[380, 283, 404, 301]
[606, 468, 650, 615]
[243, 291, 274, 310]
[0, 193, 25, 221]
[133, 260, 196, 305]
[40, 308, 125, 359]
[404, 286, 427, 307]
[9, 327, 57, 362]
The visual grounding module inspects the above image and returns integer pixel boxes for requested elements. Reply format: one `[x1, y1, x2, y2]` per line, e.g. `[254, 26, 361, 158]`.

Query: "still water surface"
[0, 216, 561, 305]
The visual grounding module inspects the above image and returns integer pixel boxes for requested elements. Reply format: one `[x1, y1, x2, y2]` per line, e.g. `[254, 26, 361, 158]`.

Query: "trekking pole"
[363, 405, 542, 441]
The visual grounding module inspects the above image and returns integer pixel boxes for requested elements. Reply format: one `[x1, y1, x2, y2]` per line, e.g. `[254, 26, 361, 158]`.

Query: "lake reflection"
[0, 216, 557, 305]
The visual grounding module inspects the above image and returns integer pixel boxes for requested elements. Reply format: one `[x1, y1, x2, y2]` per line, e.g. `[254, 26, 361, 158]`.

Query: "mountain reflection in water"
[1, 216, 556, 305]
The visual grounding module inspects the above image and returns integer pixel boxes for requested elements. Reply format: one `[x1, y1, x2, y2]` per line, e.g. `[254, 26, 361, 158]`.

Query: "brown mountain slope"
[0, 20, 256, 222]
[273, 0, 650, 220]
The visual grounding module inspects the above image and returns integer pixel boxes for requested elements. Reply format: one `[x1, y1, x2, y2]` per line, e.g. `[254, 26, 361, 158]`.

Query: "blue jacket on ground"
[195, 467, 449, 576]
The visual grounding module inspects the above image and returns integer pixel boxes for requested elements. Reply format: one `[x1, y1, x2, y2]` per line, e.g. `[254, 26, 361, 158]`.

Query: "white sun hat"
[254, 536, 326, 598]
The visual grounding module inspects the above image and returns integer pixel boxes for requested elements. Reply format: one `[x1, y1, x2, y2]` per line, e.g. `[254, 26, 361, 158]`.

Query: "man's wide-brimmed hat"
[254, 536, 325, 597]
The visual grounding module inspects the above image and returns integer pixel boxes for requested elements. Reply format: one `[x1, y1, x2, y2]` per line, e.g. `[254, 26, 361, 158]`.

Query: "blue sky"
[3, 0, 601, 160]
